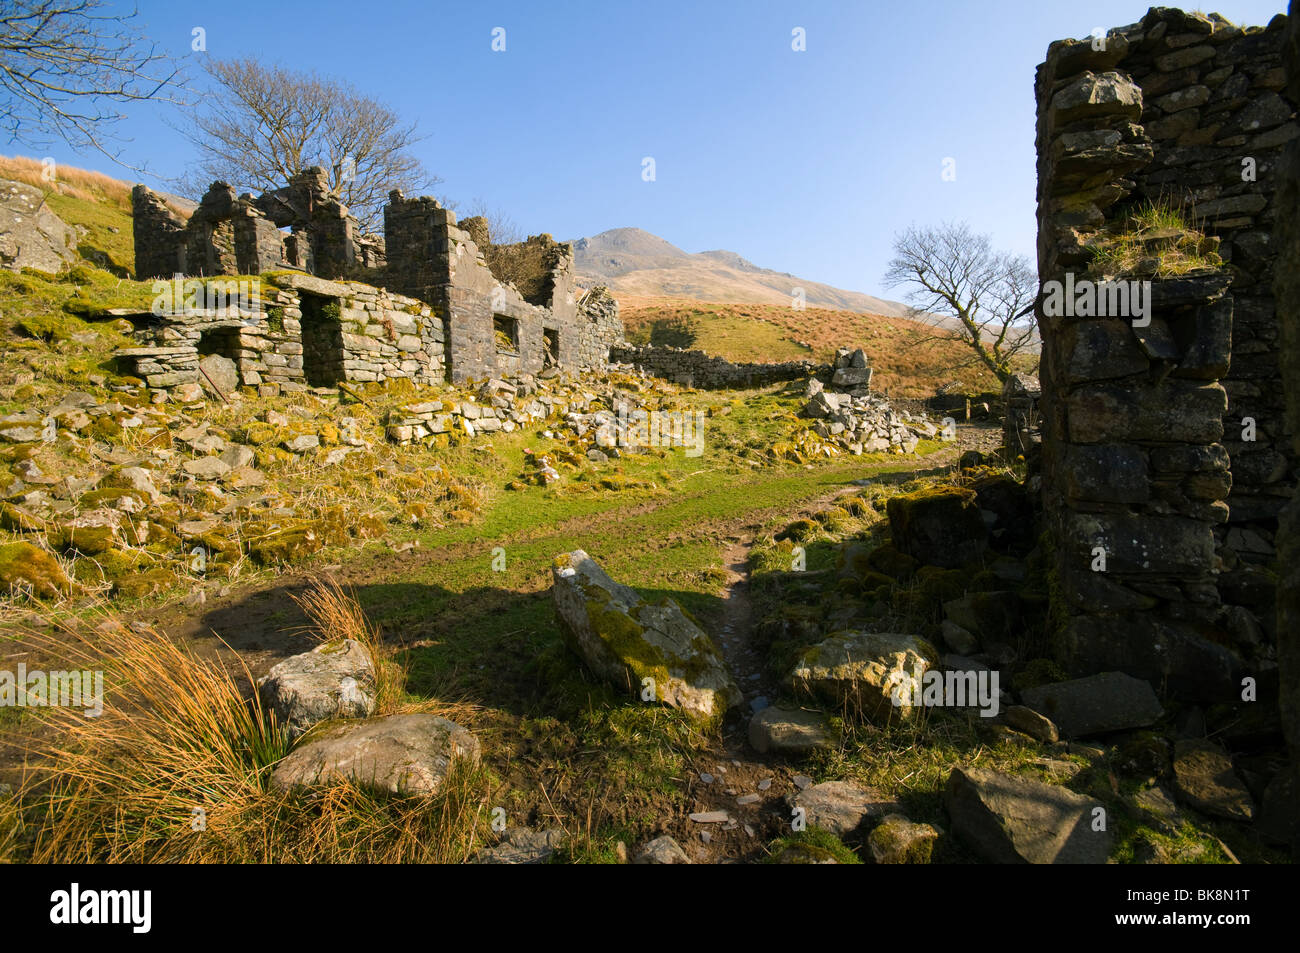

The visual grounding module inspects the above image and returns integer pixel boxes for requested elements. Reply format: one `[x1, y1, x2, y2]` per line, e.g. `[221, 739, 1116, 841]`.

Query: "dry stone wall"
[1035, 7, 1296, 701]
[608, 344, 824, 389]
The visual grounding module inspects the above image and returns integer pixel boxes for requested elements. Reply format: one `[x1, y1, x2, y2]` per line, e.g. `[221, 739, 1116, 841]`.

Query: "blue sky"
[28, 0, 1291, 298]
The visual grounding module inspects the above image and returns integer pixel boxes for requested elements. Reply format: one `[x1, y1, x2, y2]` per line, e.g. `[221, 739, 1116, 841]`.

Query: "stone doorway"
[299, 291, 344, 387]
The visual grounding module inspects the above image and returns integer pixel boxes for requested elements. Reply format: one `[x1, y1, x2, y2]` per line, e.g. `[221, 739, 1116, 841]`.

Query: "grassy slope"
[618, 294, 1039, 397]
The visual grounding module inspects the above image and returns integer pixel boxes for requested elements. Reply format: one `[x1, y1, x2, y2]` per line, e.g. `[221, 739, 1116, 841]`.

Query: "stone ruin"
[1035, 6, 1300, 832]
[1035, 6, 1296, 702]
[125, 173, 625, 391]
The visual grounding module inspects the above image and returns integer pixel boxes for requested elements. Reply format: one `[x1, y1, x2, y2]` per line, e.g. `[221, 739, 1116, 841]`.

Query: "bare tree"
[884, 222, 1038, 385]
[176, 56, 437, 231]
[0, 0, 184, 164]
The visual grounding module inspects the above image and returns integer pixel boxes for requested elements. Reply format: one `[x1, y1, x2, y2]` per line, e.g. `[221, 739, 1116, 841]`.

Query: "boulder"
[550, 550, 741, 725]
[257, 639, 377, 739]
[788, 630, 937, 723]
[788, 780, 900, 837]
[944, 766, 1111, 863]
[748, 706, 833, 755]
[886, 486, 988, 568]
[867, 814, 940, 864]
[270, 713, 480, 796]
[1003, 705, 1060, 744]
[831, 366, 872, 388]
[1020, 672, 1162, 738]
[1172, 739, 1255, 821]
[197, 353, 239, 395]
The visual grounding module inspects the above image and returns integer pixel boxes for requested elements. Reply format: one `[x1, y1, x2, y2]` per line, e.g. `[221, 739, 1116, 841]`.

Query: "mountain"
[571, 227, 918, 318]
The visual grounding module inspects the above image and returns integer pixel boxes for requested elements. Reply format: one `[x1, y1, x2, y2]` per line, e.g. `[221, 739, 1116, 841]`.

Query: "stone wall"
[608, 343, 824, 389]
[1035, 8, 1296, 701]
[130, 185, 186, 279]
[1272, 0, 1300, 857]
[118, 274, 444, 395]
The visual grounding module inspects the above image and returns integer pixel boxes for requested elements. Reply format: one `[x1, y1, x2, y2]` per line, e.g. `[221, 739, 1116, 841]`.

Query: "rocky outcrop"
[550, 549, 741, 725]
[0, 179, 76, 274]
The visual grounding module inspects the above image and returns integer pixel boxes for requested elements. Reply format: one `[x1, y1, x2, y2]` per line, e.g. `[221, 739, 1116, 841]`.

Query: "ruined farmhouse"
[124, 169, 624, 392]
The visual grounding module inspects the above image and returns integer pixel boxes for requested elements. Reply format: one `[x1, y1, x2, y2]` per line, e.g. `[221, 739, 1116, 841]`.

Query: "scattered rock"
[747, 706, 833, 755]
[182, 456, 231, 481]
[550, 549, 741, 725]
[788, 780, 899, 837]
[867, 814, 940, 864]
[474, 828, 564, 864]
[1004, 705, 1061, 744]
[283, 434, 320, 453]
[788, 630, 937, 723]
[634, 835, 691, 864]
[886, 486, 989, 568]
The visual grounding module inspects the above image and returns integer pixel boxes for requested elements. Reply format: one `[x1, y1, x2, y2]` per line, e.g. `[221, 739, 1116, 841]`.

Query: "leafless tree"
[884, 221, 1038, 385]
[176, 56, 438, 231]
[0, 0, 184, 164]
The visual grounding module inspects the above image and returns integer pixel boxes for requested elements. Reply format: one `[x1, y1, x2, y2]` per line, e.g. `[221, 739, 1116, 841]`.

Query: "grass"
[5, 601, 492, 863]
[1086, 198, 1223, 279]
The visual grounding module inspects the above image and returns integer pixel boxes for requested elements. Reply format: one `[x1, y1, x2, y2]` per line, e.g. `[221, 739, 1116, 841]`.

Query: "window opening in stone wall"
[494, 314, 519, 353]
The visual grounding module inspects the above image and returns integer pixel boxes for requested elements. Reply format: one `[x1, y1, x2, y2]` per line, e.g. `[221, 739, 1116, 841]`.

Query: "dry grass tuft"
[6, 603, 490, 863]
[291, 575, 407, 715]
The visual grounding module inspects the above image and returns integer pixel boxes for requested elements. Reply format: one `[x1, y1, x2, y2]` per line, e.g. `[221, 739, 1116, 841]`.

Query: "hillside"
[573, 227, 919, 317]
[616, 294, 1032, 397]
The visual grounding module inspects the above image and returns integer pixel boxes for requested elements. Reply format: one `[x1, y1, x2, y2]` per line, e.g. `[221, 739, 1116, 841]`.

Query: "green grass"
[1086, 198, 1223, 279]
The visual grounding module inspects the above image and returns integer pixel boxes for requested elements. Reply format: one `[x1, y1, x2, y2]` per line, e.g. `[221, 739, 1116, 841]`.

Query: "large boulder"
[788, 630, 937, 723]
[944, 766, 1111, 863]
[0, 179, 76, 273]
[270, 713, 480, 796]
[257, 639, 377, 739]
[551, 550, 741, 725]
[1019, 671, 1162, 739]
[886, 486, 988, 568]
